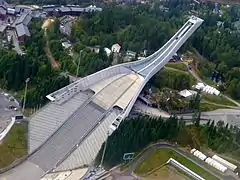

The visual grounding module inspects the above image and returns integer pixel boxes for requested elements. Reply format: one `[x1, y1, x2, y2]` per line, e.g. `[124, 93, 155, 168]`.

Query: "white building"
[61, 41, 72, 49]
[212, 155, 237, 172]
[111, 43, 121, 53]
[193, 83, 220, 96]
[192, 150, 207, 161]
[167, 158, 205, 180]
[104, 47, 111, 57]
[205, 157, 227, 173]
[179, 89, 197, 98]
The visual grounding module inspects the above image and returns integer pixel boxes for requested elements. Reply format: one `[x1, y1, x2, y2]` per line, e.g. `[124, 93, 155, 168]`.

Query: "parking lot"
[0, 90, 21, 134]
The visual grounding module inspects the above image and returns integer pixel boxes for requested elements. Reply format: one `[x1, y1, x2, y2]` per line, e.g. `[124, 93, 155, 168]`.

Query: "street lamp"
[76, 50, 83, 77]
[22, 77, 30, 114]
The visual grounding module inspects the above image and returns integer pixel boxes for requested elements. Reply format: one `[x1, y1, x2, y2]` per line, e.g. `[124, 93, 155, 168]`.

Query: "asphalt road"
[106, 143, 237, 180]
[0, 91, 20, 133]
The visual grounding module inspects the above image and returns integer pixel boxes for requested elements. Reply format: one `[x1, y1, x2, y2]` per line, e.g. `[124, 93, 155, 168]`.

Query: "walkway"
[43, 30, 60, 69]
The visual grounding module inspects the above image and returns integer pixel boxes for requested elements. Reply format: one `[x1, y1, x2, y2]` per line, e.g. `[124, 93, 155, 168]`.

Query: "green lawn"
[224, 149, 240, 162]
[200, 102, 229, 111]
[0, 123, 27, 168]
[135, 148, 219, 180]
[203, 94, 236, 106]
[165, 62, 188, 71]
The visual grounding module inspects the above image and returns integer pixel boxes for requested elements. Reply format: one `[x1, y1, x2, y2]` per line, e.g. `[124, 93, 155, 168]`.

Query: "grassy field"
[223, 149, 240, 162]
[200, 102, 229, 111]
[135, 148, 219, 180]
[202, 94, 236, 106]
[140, 165, 191, 180]
[165, 62, 188, 71]
[0, 123, 27, 168]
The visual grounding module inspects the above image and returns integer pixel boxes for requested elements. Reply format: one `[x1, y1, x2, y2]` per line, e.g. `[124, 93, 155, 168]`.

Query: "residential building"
[58, 6, 72, 16]
[69, 7, 84, 16]
[15, 13, 32, 42]
[0, 5, 6, 19]
[126, 50, 136, 57]
[7, 7, 15, 15]
[111, 43, 121, 53]
[88, 45, 100, 54]
[59, 16, 75, 36]
[0, 22, 7, 36]
[104, 47, 111, 57]
[15, 12, 32, 26]
[61, 41, 72, 49]
[43, 5, 102, 17]
[178, 89, 197, 98]
[16, 23, 30, 42]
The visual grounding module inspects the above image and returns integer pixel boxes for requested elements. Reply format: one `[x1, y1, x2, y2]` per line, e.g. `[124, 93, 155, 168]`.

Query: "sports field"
[135, 148, 219, 180]
[139, 165, 191, 180]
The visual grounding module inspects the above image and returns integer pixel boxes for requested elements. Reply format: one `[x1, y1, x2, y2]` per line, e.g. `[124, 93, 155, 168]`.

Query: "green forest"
[0, 0, 239, 108]
[0, 20, 70, 107]
[95, 116, 239, 169]
[152, 69, 196, 90]
[71, 1, 240, 100]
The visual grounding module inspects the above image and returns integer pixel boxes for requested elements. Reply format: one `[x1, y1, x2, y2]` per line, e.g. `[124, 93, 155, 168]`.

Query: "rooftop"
[0, 22, 7, 32]
[58, 6, 71, 12]
[15, 13, 32, 26]
[0, 5, 7, 15]
[16, 23, 30, 37]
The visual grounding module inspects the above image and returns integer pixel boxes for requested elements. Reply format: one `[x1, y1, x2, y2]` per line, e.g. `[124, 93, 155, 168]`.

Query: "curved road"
[106, 143, 237, 180]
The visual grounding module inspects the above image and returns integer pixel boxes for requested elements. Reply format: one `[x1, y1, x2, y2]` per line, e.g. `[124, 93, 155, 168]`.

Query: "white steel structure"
[1, 16, 203, 180]
[212, 155, 237, 172]
[167, 158, 205, 180]
[192, 150, 207, 161]
[205, 157, 228, 173]
[191, 148, 197, 154]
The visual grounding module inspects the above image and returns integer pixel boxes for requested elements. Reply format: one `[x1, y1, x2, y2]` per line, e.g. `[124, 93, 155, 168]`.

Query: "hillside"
[200, 0, 240, 5]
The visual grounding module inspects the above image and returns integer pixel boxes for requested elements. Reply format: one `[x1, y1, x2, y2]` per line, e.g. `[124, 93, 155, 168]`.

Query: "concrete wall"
[167, 158, 205, 180]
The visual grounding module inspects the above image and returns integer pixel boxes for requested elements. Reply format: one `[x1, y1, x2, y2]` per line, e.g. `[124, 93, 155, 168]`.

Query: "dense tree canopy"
[95, 115, 182, 168]
[0, 20, 69, 108]
[1, 0, 240, 108]
[95, 116, 238, 169]
[152, 69, 196, 90]
[70, 2, 240, 99]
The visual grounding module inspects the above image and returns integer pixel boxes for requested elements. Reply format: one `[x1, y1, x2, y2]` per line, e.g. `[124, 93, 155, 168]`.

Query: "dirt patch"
[42, 18, 55, 30]
[44, 40, 60, 69]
